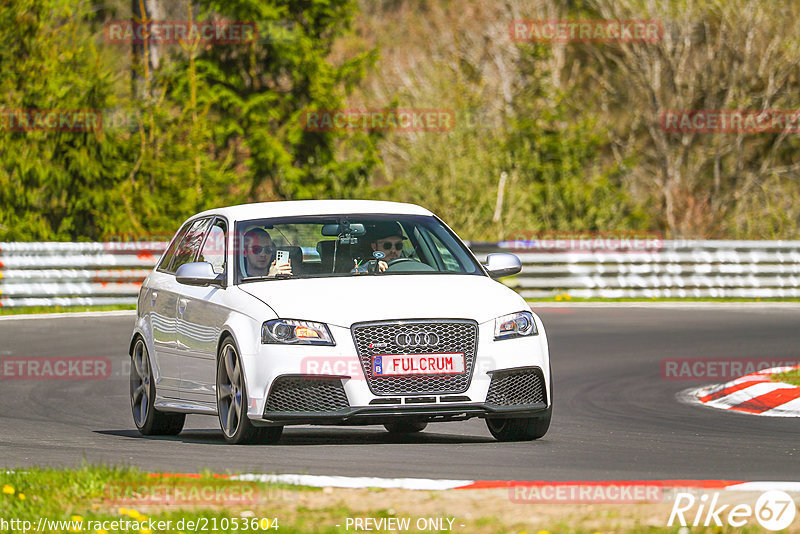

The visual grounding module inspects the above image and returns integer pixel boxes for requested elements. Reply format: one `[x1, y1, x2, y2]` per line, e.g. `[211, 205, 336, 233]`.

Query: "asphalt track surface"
[1, 307, 798, 481]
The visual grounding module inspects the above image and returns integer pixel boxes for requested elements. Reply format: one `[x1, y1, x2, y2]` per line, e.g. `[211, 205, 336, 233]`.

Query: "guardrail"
[0, 242, 166, 307]
[1, 240, 799, 307]
[470, 240, 800, 299]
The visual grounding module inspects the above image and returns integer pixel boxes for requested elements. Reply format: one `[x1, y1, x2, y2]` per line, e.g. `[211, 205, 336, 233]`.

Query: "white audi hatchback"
[129, 200, 552, 443]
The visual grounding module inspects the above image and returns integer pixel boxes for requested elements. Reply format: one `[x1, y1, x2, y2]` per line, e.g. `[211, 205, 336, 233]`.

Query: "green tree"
[193, 0, 381, 202]
[504, 92, 648, 235]
[0, 0, 126, 240]
[102, 2, 240, 239]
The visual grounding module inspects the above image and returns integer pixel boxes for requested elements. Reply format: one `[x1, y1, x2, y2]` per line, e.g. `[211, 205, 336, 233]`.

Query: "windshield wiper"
[242, 274, 294, 281]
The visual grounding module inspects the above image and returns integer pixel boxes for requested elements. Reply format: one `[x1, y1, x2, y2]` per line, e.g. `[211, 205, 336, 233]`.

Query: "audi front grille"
[351, 319, 478, 395]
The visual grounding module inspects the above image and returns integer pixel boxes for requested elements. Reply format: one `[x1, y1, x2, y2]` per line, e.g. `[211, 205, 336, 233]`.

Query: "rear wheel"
[485, 410, 550, 442]
[384, 420, 427, 434]
[217, 337, 283, 444]
[130, 338, 185, 436]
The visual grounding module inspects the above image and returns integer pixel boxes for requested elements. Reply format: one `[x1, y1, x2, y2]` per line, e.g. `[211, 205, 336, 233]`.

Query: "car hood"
[238, 274, 527, 327]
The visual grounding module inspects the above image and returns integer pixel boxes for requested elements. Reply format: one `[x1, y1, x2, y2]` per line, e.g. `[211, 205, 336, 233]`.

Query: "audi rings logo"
[395, 332, 440, 347]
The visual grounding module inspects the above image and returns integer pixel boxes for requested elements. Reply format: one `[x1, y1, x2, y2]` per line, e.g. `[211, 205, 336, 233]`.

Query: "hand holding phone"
[271, 249, 293, 278]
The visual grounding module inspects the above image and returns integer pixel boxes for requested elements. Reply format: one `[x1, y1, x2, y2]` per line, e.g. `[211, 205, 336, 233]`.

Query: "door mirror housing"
[176, 262, 225, 287]
[484, 253, 522, 278]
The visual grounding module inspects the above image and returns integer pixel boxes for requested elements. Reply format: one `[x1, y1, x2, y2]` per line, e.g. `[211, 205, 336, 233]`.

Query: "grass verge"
[772, 368, 800, 386]
[0, 465, 785, 533]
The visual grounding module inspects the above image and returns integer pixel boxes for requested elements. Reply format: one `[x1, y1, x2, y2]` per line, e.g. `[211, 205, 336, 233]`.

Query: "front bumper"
[258, 365, 549, 426]
[259, 401, 550, 426]
[244, 314, 552, 423]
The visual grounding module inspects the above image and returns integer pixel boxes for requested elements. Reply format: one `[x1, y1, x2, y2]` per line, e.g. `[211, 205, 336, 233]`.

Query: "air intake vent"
[486, 367, 546, 406]
[265, 376, 349, 413]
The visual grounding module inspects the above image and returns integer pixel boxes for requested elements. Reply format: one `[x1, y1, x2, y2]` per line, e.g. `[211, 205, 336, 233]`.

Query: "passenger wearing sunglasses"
[243, 228, 292, 278]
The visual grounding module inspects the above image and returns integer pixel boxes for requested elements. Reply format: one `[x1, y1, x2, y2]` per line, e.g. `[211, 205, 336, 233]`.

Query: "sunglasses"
[381, 242, 404, 251]
[250, 245, 274, 255]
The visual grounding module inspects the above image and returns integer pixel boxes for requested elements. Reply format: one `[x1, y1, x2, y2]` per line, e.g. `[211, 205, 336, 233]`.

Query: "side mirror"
[176, 262, 224, 287]
[484, 253, 522, 279]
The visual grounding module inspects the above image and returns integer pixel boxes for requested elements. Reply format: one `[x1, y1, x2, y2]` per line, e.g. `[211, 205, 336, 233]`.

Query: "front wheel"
[130, 338, 185, 436]
[485, 410, 551, 442]
[217, 337, 283, 444]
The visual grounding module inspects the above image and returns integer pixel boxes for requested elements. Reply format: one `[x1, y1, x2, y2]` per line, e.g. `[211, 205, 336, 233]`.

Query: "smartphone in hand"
[275, 249, 288, 264]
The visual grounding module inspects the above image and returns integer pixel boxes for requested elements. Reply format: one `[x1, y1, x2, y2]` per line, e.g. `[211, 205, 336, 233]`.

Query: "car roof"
[194, 199, 434, 222]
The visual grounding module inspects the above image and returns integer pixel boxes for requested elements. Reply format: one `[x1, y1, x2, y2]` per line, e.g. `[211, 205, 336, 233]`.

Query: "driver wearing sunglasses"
[243, 228, 292, 278]
[352, 222, 407, 274]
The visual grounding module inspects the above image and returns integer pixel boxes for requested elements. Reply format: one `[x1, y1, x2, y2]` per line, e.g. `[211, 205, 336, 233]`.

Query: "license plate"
[372, 353, 465, 376]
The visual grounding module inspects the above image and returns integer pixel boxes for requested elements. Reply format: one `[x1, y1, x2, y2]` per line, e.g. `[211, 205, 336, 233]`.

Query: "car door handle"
[178, 298, 188, 315]
[150, 291, 158, 307]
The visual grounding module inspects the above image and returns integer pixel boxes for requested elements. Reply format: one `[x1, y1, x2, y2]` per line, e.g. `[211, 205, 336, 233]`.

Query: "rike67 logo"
[668, 490, 797, 531]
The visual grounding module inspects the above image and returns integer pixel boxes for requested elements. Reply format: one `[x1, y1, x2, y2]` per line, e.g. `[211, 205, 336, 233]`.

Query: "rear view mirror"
[321, 224, 339, 236]
[321, 222, 366, 236]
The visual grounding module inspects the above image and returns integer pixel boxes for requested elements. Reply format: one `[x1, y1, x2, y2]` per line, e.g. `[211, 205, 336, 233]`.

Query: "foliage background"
[1, 0, 799, 241]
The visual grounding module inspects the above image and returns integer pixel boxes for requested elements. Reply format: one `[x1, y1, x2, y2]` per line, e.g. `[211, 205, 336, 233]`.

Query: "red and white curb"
[685, 365, 800, 417]
[232, 474, 472, 490]
[228, 474, 800, 493]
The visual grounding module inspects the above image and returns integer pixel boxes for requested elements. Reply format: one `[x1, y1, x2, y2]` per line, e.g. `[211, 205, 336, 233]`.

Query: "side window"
[198, 219, 226, 274]
[158, 223, 191, 271]
[168, 218, 211, 273]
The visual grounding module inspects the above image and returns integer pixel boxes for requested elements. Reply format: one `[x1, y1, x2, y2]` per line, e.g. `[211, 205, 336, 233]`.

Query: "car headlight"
[494, 311, 537, 340]
[261, 319, 335, 346]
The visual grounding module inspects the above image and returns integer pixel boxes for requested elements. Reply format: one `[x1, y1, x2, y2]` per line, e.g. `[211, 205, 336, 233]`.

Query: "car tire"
[217, 336, 283, 444]
[130, 337, 185, 436]
[384, 420, 428, 434]
[485, 409, 551, 442]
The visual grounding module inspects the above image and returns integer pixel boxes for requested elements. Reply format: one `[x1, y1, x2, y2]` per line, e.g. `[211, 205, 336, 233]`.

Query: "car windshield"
[234, 214, 482, 282]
